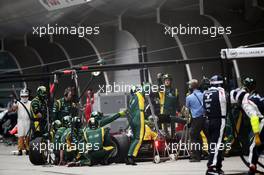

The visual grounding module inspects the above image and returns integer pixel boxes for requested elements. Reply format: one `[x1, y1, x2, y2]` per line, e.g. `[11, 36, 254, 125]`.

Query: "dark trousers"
[207, 118, 226, 169]
[249, 122, 264, 166]
[190, 117, 207, 160]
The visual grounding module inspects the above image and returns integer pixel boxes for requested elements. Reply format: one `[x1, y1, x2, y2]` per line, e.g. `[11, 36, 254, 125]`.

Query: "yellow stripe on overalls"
[57, 99, 61, 111]
[83, 128, 88, 142]
[133, 92, 145, 157]
[101, 127, 114, 151]
[159, 91, 166, 130]
[159, 91, 165, 114]
[66, 132, 72, 152]
[200, 131, 208, 152]
[30, 106, 40, 132]
[101, 127, 105, 143]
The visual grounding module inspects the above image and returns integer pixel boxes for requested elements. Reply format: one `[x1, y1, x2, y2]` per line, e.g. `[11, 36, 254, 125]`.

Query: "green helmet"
[90, 111, 103, 121]
[71, 116, 82, 129]
[162, 74, 172, 81]
[88, 117, 99, 130]
[37, 86, 47, 99]
[52, 120, 62, 131]
[130, 85, 138, 94]
[142, 82, 151, 95]
[88, 111, 103, 129]
[62, 115, 72, 128]
[242, 77, 256, 92]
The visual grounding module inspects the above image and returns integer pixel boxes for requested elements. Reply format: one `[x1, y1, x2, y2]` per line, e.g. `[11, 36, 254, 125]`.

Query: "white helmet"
[20, 89, 29, 97]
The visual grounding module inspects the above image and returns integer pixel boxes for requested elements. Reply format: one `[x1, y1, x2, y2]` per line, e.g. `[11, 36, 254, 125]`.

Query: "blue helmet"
[210, 75, 224, 87]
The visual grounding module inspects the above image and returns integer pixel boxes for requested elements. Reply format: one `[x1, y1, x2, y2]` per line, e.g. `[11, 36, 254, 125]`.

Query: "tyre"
[29, 137, 47, 165]
[110, 134, 129, 163]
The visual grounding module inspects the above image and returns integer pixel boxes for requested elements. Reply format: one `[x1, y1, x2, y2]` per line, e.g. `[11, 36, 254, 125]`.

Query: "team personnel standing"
[230, 77, 264, 175]
[204, 75, 227, 175]
[85, 89, 94, 122]
[30, 86, 48, 139]
[126, 85, 147, 165]
[158, 74, 180, 137]
[186, 79, 206, 162]
[52, 87, 78, 122]
[12, 89, 31, 155]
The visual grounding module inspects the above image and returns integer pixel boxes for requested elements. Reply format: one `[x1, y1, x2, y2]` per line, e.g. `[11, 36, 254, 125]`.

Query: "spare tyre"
[29, 137, 47, 165]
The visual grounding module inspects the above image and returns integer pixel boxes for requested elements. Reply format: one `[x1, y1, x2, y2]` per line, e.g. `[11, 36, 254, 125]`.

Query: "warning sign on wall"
[221, 47, 264, 59]
[39, 0, 91, 11]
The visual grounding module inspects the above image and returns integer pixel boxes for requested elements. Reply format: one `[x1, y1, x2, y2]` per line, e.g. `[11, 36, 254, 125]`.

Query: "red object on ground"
[176, 112, 184, 131]
[85, 94, 94, 122]
[9, 125, 18, 135]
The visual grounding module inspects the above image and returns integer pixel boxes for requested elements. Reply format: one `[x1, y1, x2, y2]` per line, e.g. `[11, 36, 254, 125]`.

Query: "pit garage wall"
[3, 35, 106, 103]
[2, 0, 264, 103]
[121, 0, 264, 103]
[5, 37, 45, 94]
[121, 5, 227, 103]
[203, 0, 264, 94]
[113, 30, 141, 86]
[122, 18, 188, 103]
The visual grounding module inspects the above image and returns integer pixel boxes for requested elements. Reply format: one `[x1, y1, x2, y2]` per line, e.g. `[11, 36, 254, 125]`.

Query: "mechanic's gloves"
[250, 115, 260, 134]
[118, 109, 128, 117]
[250, 115, 261, 146]
[255, 133, 261, 146]
[67, 161, 81, 167]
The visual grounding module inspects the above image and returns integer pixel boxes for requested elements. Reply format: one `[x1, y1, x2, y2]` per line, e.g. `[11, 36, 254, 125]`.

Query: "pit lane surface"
[0, 144, 252, 175]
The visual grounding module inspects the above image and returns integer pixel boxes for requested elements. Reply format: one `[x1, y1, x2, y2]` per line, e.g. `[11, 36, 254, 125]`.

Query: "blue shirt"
[186, 89, 204, 118]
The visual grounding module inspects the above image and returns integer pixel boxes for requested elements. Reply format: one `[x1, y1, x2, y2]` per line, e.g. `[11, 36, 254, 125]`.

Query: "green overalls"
[159, 87, 178, 115]
[127, 92, 145, 157]
[30, 96, 47, 139]
[80, 112, 122, 165]
[159, 87, 179, 134]
[60, 128, 82, 162]
[52, 98, 77, 122]
[53, 127, 67, 164]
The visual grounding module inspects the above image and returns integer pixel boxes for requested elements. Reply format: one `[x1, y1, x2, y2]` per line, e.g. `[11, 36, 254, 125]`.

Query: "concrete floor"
[0, 144, 253, 175]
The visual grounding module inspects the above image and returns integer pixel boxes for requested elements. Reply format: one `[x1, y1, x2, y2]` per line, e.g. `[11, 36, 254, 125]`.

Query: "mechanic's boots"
[67, 161, 81, 167]
[126, 156, 137, 166]
[206, 166, 224, 175]
[248, 165, 256, 175]
[100, 159, 110, 166]
[217, 168, 224, 175]
[17, 150, 23, 156]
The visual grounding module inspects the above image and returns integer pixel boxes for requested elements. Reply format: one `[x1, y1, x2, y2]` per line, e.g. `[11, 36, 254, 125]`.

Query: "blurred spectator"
[85, 89, 94, 122]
